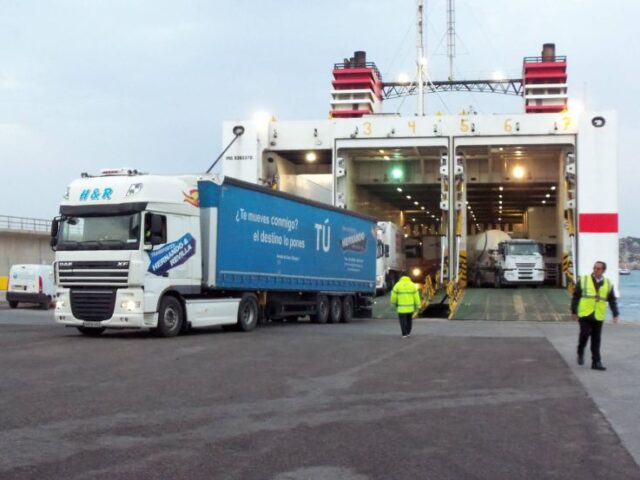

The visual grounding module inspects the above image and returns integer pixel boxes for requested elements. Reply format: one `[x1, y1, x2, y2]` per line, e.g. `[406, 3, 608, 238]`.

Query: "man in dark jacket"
[571, 261, 619, 371]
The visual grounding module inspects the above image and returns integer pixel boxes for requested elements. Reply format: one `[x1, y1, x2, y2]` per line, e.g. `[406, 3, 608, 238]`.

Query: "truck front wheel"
[8, 301, 18, 309]
[237, 293, 259, 332]
[154, 296, 184, 337]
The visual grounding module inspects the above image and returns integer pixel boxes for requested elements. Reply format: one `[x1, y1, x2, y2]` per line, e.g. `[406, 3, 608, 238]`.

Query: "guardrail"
[0, 215, 50, 233]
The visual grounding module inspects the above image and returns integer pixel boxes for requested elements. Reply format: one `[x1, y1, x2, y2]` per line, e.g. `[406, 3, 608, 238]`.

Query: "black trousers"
[398, 313, 413, 336]
[577, 316, 604, 363]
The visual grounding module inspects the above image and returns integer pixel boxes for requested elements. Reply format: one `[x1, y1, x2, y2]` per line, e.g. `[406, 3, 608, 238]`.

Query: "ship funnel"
[541, 43, 556, 61]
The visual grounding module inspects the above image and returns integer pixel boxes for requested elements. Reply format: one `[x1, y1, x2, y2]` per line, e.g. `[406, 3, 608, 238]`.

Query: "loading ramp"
[452, 287, 571, 321]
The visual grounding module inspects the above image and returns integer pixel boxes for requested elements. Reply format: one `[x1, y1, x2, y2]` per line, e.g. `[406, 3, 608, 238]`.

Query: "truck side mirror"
[384, 245, 390, 258]
[146, 214, 165, 246]
[150, 214, 163, 236]
[149, 235, 163, 246]
[50, 217, 60, 249]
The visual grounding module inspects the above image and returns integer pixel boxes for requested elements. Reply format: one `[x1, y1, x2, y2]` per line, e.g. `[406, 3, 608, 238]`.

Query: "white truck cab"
[496, 239, 546, 286]
[51, 168, 202, 335]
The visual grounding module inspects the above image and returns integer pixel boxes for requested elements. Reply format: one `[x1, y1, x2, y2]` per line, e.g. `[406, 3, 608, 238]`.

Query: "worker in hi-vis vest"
[571, 261, 620, 371]
[390, 271, 421, 338]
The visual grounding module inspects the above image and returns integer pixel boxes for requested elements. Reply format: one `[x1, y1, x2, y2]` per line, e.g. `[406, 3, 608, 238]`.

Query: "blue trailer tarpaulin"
[199, 179, 376, 293]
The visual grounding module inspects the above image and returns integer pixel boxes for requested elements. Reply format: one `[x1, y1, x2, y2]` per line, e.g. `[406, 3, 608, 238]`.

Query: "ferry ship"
[217, 7, 618, 319]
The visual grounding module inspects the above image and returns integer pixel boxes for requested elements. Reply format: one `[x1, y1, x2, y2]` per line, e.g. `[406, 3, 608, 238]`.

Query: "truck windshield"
[405, 243, 422, 259]
[506, 243, 541, 256]
[57, 213, 142, 250]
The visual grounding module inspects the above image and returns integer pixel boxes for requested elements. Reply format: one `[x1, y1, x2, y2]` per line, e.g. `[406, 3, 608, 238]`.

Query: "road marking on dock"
[514, 294, 525, 320]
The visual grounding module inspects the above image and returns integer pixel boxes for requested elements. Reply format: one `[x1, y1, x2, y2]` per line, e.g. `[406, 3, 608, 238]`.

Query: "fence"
[0, 215, 50, 233]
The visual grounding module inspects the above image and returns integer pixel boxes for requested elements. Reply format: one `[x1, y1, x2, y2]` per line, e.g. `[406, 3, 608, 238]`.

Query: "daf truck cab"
[50, 168, 202, 336]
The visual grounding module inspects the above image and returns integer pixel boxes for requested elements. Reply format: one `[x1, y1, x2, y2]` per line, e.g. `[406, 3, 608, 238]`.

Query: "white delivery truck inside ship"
[50, 168, 376, 337]
[375, 221, 404, 294]
[467, 230, 545, 287]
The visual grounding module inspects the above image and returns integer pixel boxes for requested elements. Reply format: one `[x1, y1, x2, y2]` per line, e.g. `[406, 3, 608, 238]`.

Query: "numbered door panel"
[452, 135, 575, 287]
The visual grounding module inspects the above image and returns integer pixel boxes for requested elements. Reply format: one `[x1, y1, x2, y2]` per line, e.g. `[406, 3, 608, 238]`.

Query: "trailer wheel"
[329, 296, 342, 323]
[311, 295, 329, 324]
[77, 326, 105, 337]
[341, 296, 354, 323]
[154, 296, 184, 337]
[237, 293, 259, 332]
[8, 301, 18, 309]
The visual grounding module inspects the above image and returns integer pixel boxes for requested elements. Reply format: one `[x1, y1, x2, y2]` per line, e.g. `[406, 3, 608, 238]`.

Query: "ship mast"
[416, 0, 426, 116]
[447, 0, 456, 81]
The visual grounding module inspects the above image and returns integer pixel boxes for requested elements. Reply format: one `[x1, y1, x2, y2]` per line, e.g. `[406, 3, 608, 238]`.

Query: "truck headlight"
[412, 268, 422, 278]
[121, 300, 140, 311]
[55, 299, 65, 309]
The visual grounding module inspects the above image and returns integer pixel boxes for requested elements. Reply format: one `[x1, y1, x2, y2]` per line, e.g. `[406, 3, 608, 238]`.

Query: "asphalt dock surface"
[1, 305, 639, 479]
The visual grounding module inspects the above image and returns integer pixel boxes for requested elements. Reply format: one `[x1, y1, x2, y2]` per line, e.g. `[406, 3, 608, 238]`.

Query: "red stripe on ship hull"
[578, 213, 618, 233]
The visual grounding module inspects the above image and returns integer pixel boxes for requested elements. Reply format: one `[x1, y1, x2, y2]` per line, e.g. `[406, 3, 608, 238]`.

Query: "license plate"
[83, 321, 102, 328]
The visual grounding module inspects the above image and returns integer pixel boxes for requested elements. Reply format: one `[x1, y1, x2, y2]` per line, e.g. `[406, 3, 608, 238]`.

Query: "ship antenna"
[447, 0, 456, 81]
[416, 0, 426, 116]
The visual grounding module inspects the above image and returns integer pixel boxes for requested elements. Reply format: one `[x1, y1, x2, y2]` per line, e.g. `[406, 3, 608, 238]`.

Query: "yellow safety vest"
[390, 276, 421, 314]
[577, 275, 611, 321]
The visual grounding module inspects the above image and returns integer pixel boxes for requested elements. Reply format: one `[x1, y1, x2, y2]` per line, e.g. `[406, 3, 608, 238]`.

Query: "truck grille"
[58, 261, 129, 287]
[70, 289, 116, 321]
[515, 263, 536, 280]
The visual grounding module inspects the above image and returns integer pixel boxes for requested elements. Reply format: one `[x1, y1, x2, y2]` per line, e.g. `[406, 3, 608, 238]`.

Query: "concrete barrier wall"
[0, 230, 54, 290]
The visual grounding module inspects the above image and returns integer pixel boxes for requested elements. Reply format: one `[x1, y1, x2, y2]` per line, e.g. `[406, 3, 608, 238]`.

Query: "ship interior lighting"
[391, 167, 404, 179]
[397, 187, 403, 192]
[542, 200, 546, 204]
[406, 195, 411, 200]
[421, 206, 425, 210]
[305, 152, 317, 162]
[551, 186, 556, 191]
[499, 186, 504, 191]
[546, 193, 550, 198]
[513, 166, 525, 179]
[379, 149, 385, 154]
[384, 156, 390, 160]
[414, 201, 419, 205]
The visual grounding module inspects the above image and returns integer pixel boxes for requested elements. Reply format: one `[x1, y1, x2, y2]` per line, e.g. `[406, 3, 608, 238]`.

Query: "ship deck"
[373, 287, 571, 322]
[452, 287, 571, 321]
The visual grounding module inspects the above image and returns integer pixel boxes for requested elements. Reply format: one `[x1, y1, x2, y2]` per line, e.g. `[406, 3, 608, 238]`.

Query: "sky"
[1, 0, 638, 235]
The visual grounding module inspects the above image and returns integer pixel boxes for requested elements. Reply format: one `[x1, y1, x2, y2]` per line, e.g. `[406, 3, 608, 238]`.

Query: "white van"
[6, 264, 55, 309]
